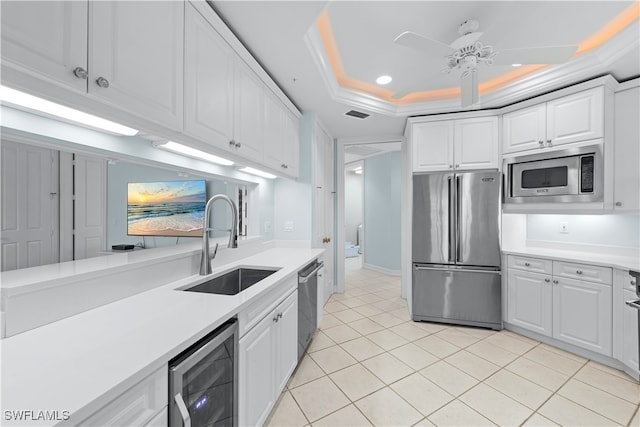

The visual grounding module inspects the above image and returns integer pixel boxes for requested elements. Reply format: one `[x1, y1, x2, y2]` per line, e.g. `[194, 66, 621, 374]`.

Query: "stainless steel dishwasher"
[626, 269, 640, 372]
[169, 319, 238, 427]
[298, 260, 323, 360]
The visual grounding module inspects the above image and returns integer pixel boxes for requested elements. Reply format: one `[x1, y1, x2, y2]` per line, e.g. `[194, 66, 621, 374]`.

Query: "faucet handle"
[210, 243, 219, 261]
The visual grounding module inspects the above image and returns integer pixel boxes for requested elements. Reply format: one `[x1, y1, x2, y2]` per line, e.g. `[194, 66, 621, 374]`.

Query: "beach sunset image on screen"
[127, 180, 206, 237]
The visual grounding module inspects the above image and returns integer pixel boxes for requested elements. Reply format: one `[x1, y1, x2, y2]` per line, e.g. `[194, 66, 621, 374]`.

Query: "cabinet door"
[507, 269, 552, 336]
[89, 1, 184, 129]
[502, 104, 546, 154]
[184, 3, 234, 149]
[546, 87, 604, 147]
[412, 121, 454, 172]
[613, 85, 640, 212]
[553, 277, 612, 356]
[314, 126, 334, 303]
[622, 289, 639, 376]
[0, 0, 88, 93]
[234, 63, 264, 163]
[282, 110, 300, 177]
[239, 313, 275, 427]
[454, 117, 499, 170]
[263, 92, 285, 170]
[274, 291, 298, 394]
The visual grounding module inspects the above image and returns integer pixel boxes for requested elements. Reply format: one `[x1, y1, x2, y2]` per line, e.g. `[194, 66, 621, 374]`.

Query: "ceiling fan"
[393, 19, 578, 107]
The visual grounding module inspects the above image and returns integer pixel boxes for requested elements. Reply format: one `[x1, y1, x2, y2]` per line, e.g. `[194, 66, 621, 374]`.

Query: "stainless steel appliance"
[625, 269, 640, 371]
[504, 143, 603, 204]
[298, 260, 323, 360]
[412, 170, 502, 330]
[169, 319, 238, 427]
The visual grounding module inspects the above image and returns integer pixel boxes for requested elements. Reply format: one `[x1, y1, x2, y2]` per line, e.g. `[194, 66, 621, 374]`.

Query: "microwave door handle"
[175, 393, 192, 427]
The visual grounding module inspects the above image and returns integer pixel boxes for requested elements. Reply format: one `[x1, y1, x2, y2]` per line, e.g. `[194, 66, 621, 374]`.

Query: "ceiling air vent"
[345, 110, 370, 119]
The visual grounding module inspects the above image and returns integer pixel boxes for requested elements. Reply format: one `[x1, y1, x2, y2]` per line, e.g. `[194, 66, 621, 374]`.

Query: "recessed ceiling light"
[155, 141, 234, 166]
[376, 75, 392, 85]
[511, 63, 522, 67]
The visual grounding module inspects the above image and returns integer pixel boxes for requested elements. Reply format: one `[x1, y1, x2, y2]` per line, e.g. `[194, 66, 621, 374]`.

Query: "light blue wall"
[363, 151, 401, 272]
[527, 214, 640, 249]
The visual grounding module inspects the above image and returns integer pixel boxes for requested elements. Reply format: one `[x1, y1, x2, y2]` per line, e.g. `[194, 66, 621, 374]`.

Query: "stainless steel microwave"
[504, 143, 603, 204]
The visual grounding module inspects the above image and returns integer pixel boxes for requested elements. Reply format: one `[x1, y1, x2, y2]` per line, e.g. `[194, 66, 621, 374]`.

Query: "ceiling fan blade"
[461, 72, 478, 108]
[450, 32, 483, 51]
[394, 31, 454, 57]
[493, 45, 578, 65]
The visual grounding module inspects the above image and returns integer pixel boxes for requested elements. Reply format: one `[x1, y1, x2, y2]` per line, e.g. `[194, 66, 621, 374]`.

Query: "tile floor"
[265, 257, 640, 426]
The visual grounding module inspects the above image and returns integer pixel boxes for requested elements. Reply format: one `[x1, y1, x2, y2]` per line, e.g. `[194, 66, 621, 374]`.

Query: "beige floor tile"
[558, 378, 637, 425]
[460, 383, 533, 426]
[368, 312, 406, 328]
[324, 300, 349, 313]
[348, 317, 385, 335]
[506, 357, 570, 391]
[500, 329, 541, 346]
[288, 355, 325, 389]
[465, 339, 519, 367]
[329, 364, 385, 401]
[318, 313, 343, 330]
[390, 342, 439, 370]
[419, 361, 479, 397]
[445, 350, 500, 381]
[523, 345, 586, 376]
[331, 308, 366, 324]
[365, 328, 409, 351]
[372, 299, 405, 312]
[483, 369, 553, 410]
[353, 304, 384, 317]
[537, 394, 620, 427]
[427, 399, 496, 426]
[483, 332, 537, 355]
[345, 287, 369, 297]
[362, 352, 414, 384]
[340, 296, 368, 308]
[435, 329, 481, 348]
[453, 326, 497, 339]
[357, 293, 384, 304]
[265, 391, 308, 427]
[391, 373, 454, 416]
[321, 324, 361, 344]
[414, 334, 460, 358]
[289, 377, 350, 423]
[521, 413, 559, 426]
[312, 404, 372, 426]
[389, 307, 412, 322]
[413, 417, 436, 427]
[339, 336, 385, 361]
[390, 322, 431, 341]
[630, 407, 640, 426]
[309, 345, 357, 374]
[306, 330, 336, 353]
[537, 342, 587, 363]
[413, 321, 449, 334]
[573, 364, 640, 404]
[586, 359, 638, 382]
[355, 387, 423, 427]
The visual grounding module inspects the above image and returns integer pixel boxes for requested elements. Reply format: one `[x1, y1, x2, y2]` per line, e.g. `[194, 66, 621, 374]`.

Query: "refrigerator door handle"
[456, 175, 462, 263]
[448, 176, 455, 262]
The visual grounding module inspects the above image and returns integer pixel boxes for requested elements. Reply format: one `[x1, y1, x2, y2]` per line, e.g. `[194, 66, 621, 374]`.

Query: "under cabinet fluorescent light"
[0, 85, 139, 136]
[239, 166, 277, 179]
[155, 141, 234, 166]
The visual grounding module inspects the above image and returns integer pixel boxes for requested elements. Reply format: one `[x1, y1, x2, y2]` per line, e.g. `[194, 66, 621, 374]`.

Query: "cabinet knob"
[544, 278, 550, 283]
[281, 164, 288, 169]
[455, 164, 460, 168]
[229, 140, 235, 147]
[631, 280, 636, 286]
[615, 202, 622, 207]
[235, 142, 242, 148]
[449, 165, 453, 169]
[553, 279, 559, 284]
[73, 67, 88, 79]
[95, 76, 110, 88]
[273, 315, 279, 323]
[576, 270, 582, 275]
[278, 312, 283, 319]
[538, 140, 544, 146]
[524, 262, 531, 267]
[546, 139, 552, 146]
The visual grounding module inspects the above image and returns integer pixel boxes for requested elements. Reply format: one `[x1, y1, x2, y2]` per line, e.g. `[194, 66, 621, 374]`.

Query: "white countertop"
[0, 247, 323, 426]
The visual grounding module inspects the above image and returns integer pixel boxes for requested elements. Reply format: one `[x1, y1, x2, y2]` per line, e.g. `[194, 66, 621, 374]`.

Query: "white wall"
[344, 169, 363, 244]
[273, 178, 311, 241]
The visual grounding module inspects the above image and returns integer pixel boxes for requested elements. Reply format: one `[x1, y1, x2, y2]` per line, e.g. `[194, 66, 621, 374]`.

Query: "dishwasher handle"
[174, 393, 191, 427]
[299, 261, 324, 284]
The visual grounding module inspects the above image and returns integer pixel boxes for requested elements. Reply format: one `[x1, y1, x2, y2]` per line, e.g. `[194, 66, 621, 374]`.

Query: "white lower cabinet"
[239, 290, 298, 427]
[507, 255, 612, 356]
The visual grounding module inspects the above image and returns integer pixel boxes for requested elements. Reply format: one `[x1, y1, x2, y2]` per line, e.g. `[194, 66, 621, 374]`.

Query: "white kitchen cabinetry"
[507, 255, 612, 356]
[233, 62, 265, 163]
[613, 82, 640, 212]
[614, 268, 639, 378]
[239, 290, 297, 427]
[263, 92, 300, 177]
[411, 117, 499, 172]
[1, 1, 184, 129]
[503, 87, 604, 154]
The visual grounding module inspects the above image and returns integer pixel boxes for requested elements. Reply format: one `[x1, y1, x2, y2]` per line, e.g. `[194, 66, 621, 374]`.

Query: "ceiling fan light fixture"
[376, 75, 392, 85]
[512, 63, 523, 67]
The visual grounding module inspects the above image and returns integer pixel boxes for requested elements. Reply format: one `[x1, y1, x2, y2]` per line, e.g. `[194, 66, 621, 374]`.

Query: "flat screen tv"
[127, 180, 206, 237]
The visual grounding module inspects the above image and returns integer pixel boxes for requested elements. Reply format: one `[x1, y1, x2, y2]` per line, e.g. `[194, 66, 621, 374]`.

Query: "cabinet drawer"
[507, 255, 552, 274]
[239, 275, 296, 337]
[80, 367, 167, 426]
[553, 261, 612, 285]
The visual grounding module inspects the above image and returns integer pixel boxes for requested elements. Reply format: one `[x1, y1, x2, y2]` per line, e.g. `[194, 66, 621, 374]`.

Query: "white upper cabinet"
[89, 1, 184, 129]
[184, 2, 234, 149]
[1, 1, 88, 93]
[263, 93, 300, 177]
[282, 110, 300, 177]
[613, 83, 640, 212]
[233, 62, 265, 163]
[503, 87, 604, 154]
[412, 117, 499, 172]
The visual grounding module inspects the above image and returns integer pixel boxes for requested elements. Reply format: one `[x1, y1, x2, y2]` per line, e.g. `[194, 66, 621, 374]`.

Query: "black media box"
[112, 244, 135, 251]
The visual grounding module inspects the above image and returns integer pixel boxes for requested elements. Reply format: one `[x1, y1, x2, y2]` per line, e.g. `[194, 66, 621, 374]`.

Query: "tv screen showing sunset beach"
[127, 180, 206, 237]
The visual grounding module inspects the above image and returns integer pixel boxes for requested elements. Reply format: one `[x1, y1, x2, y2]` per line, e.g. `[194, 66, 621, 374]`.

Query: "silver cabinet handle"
[546, 139, 552, 146]
[544, 278, 550, 283]
[455, 164, 460, 168]
[576, 270, 583, 275]
[73, 67, 88, 79]
[235, 142, 242, 148]
[524, 262, 531, 267]
[95, 76, 109, 88]
[229, 140, 235, 147]
[273, 315, 278, 323]
[538, 140, 544, 146]
[281, 164, 288, 169]
[615, 202, 622, 207]
[553, 279, 559, 284]
[174, 393, 191, 427]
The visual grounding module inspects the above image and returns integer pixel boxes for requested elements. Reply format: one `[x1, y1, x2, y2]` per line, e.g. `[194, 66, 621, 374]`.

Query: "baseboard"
[363, 263, 401, 276]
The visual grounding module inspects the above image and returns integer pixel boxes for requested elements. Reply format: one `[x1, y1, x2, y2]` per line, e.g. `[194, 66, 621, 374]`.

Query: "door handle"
[456, 175, 461, 263]
[174, 393, 191, 427]
[447, 176, 454, 262]
[626, 299, 640, 309]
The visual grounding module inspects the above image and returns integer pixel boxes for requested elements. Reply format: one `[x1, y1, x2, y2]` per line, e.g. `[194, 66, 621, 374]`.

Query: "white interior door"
[1, 140, 59, 271]
[73, 154, 106, 259]
[314, 126, 334, 303]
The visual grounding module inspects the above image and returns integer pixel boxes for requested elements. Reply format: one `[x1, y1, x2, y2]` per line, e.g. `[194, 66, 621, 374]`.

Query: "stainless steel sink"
[183, 267, 279, 295]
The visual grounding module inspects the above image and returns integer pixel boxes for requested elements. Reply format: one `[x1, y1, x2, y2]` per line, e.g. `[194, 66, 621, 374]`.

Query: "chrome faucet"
[199, 194, 238, 275]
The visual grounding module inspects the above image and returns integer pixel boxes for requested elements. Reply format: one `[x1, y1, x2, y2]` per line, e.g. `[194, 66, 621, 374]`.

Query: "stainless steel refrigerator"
[412, 170, 502, 330]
